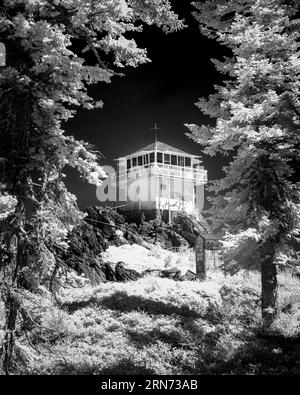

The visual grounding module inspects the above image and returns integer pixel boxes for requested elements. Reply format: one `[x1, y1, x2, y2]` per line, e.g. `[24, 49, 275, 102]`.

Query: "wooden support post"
[0, 158, 6, 188]
[156, 208, 161, 220]
[195, 235, 206, 281]
[0, 42, 6, 67]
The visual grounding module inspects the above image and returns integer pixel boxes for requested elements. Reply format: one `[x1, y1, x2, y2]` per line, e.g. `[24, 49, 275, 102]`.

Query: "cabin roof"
[135, 141, 189, 154]
[116, 141, 200, 160]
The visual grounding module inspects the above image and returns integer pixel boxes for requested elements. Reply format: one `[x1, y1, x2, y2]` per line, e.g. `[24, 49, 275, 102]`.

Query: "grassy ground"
[2, 245, 300, 375]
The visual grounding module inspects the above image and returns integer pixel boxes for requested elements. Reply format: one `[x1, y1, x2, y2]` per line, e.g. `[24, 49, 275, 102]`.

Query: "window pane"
[138, 156, 143, 166]
[132, 157, 137, 167]
[171, 155, 177, 166]
[157, 152, 163, 163]
[150, 152, 155, 163]
[144, 155, 149, 164]
[164, 154, 170, 164]
[178, 156, 184, 167]
[185, 157, 191, 167]
[127, 159, 131, 170]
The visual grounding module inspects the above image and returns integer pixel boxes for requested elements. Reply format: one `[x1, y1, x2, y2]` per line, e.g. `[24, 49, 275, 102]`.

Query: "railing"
[118, 163, 207, 185]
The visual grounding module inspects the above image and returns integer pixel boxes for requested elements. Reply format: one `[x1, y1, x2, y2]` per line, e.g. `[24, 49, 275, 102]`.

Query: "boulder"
[115, 262, 142, 282]
[160, 267, 181, 279]
[172, 269, 197, 282]
[184, 269, 197, 281]
[173, 271, 185, 281]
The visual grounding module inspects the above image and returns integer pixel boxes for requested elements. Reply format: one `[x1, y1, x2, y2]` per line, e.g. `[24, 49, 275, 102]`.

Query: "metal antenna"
[150, 123, 163, 150]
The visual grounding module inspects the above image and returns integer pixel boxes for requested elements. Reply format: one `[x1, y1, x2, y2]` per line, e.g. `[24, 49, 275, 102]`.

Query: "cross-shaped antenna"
[150, 123, 163, 149]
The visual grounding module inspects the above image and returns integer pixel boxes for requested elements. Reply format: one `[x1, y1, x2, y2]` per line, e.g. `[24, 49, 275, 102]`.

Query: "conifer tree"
[0, 0, 183, 373]
[186, 0, 300, 326]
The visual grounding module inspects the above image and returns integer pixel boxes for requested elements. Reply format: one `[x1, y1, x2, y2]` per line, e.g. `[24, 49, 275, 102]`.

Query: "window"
[144, 154, 149, 165]
[157, 152, 163, 163]
[150, 152, 155, 163]
[178, 156, 184, 167]
[138, 156, 143, 166]
[185, 157, 191, 167]
[164, 154, 170, 164]
[132, 157, 137, 167]
[171, 155, 177, 166]
[127, 159, 131, 170]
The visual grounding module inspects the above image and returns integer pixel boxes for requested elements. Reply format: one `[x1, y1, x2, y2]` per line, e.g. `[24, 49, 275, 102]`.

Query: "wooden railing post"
[195, 235, 206, 281]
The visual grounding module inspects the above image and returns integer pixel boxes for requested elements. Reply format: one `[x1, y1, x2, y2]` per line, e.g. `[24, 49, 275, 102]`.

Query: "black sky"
[65, 0, 227, 209]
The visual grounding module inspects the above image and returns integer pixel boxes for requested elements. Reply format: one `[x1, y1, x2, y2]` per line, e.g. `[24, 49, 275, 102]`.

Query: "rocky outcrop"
[138, 219, 188, 249]
[172, 212, 209, 247]
[64, 221, 108, 285]
[85, 206, 126, 243]
[64, 207, 211, 285]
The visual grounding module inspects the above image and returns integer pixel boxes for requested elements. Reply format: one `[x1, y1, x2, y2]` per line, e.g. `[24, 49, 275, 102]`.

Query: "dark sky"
[65, 0, 227, 209]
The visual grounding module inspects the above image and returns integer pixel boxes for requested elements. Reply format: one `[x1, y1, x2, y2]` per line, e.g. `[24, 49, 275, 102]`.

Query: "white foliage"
[187, 0, 300, 267]
[0, 193, 18, 220]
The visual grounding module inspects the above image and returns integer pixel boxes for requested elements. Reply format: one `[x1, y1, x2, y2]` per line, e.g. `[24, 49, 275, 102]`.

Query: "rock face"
[138, 219, 188, 249]
[65, 221, 109, 285]
[172, 212, 209, 247]
[85, 206, 126, 243]
[64, 207, 210, 285]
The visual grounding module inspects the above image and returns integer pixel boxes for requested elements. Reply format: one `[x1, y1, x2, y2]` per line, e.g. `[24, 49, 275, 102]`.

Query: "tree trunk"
[0, 220, 26, 375]
[260, 239, 278, 327]
[0, 290, 19, 375]
[0, 48, 31, 374]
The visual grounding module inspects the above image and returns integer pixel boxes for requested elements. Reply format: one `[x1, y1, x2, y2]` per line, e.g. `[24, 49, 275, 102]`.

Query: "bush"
[8, 267, 300, 375]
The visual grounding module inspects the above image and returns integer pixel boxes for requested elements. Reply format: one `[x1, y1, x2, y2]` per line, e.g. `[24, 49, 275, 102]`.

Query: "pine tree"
[186, 0, 300, 326]
[0, 0, 183, 373]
